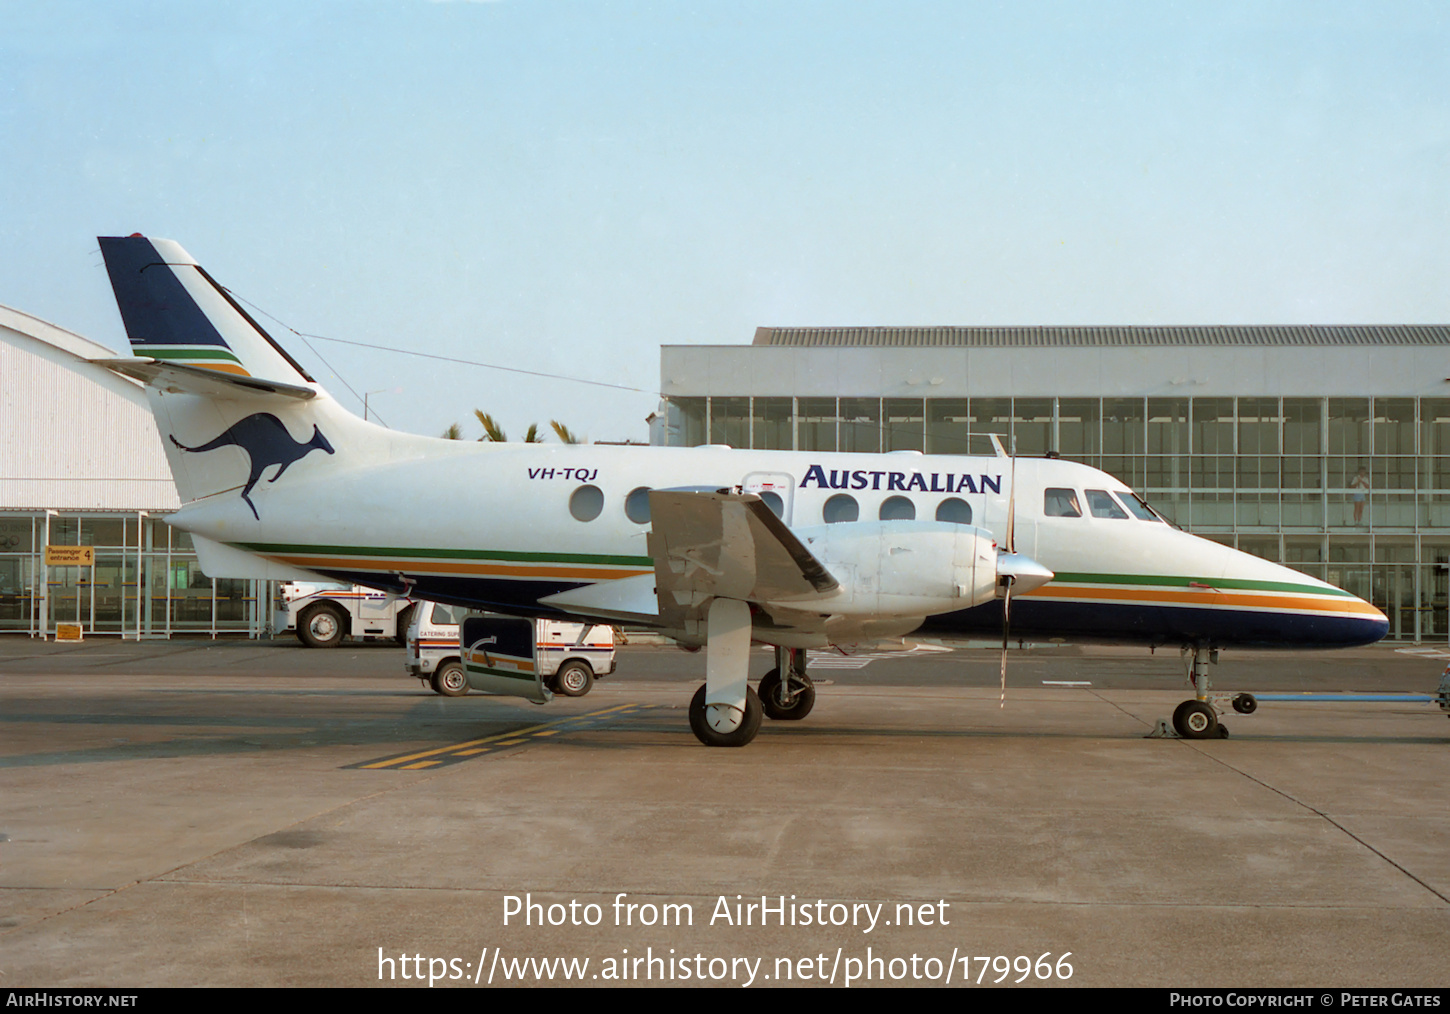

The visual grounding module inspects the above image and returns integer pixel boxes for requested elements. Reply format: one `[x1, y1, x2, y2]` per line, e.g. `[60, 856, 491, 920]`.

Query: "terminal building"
[0, 305, 268, 638]
[658, 325, 1450, 642]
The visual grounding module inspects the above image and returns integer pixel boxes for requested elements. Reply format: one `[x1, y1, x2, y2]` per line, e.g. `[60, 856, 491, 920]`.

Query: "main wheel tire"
[432, 660, 468, 697]
[394, 604, 416, 646]
[553, 660, 594, 697]
[297, 604, 345, 648]
[758, 668, 815, 721]
[688, 684, 763, 747]
[1232, 693, 1258, 715]
[1172, 699, 1218, 739]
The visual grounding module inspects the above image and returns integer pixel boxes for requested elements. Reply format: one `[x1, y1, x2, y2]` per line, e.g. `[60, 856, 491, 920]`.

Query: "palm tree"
[442, 423, 463, 440]
[463, 411, 580, 444]
[474, 410, 507, 442]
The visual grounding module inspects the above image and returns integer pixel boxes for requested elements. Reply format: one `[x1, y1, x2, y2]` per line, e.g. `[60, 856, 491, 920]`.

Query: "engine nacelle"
[774, 521, 1001, 618]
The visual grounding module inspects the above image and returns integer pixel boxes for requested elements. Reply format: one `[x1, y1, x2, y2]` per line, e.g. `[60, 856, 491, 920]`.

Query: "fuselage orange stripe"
[1026, 583, 1383, 616]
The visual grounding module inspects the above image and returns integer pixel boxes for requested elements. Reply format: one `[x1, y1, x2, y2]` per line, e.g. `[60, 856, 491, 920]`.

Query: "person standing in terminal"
[1351, 465, 1371, 525]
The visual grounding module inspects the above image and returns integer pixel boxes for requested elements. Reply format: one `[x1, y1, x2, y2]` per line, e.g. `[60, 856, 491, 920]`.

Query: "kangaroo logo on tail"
[170, 413, 335, 520]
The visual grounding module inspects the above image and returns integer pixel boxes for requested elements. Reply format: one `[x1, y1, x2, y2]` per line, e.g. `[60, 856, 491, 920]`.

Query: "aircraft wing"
[646, 490, 838, 621]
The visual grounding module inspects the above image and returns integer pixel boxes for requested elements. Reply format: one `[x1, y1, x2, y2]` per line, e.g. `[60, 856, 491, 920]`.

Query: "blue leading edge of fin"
[99, 235, 230, 351]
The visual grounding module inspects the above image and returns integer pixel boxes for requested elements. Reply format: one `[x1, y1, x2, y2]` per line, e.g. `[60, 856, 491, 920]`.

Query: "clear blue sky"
[4, 1, 1449, 441]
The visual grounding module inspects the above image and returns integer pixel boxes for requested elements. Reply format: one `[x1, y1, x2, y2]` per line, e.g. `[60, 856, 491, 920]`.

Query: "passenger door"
[460, 614, 551, 704]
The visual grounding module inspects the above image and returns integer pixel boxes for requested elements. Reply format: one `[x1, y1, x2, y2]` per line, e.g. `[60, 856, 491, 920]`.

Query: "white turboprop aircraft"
[92, 235, 1389, 746]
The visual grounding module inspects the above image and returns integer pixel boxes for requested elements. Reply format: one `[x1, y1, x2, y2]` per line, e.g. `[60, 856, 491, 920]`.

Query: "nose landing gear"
[1168, 645, 1233, 739]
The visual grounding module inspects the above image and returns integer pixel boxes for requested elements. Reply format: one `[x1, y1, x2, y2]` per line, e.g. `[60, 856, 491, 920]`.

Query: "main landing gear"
[687, 599, 759, 747]
[1167, 646, 1256, 739]
[686, 604, 819, 746]
[759, 646, 816, 721]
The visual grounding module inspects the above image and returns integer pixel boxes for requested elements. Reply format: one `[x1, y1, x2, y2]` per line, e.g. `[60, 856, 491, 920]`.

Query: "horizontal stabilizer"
[647, 490, 839, 608]
[91, 358, 316, 401]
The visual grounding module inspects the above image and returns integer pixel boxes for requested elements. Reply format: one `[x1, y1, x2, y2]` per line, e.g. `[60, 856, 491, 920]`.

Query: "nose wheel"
[1172, 699, 1221, 739]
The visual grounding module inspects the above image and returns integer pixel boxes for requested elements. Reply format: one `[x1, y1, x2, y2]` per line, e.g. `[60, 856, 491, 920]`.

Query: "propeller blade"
[1004, 445, 1018, 554]
[999, 576, 1013, 709]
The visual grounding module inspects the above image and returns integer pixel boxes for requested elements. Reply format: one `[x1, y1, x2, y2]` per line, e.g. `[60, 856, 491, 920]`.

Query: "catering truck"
[404, 600, 616, 698]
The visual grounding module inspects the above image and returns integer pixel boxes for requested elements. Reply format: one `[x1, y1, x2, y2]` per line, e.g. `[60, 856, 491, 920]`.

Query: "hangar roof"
[751, 325, 1450, 348]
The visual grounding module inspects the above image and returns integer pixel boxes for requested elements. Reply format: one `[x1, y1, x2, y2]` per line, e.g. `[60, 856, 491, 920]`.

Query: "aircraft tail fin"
[94, 235, 374, 525]
[99, 235, 315, 386]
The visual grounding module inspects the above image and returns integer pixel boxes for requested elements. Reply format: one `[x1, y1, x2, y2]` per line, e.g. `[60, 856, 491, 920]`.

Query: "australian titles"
[800, 464, 1001, 495]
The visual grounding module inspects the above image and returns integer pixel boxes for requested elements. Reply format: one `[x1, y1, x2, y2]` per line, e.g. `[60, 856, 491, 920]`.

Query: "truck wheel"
[432, 660, 468, 697]
[298, 604, 345, 648]
[394, 604, 415, 646]
[553, 661, 594, 697]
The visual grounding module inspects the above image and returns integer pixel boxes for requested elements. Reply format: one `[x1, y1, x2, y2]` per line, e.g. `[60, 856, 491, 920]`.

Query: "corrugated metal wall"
[0, 318, 179, 511]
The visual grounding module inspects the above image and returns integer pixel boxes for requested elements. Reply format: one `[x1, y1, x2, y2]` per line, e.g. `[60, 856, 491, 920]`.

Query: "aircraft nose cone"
[1328, 591, 1390, 646]
[998, 552, 1054, 595]
[1365, 600, 1390, 636]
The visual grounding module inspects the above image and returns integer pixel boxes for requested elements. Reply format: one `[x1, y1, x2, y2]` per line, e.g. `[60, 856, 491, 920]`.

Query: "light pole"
[363, 387, 401, 422]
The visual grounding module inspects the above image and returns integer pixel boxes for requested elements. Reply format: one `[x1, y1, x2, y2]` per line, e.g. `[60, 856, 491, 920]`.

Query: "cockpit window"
[1117, 490, 1162, 522]
[1044, 488, 1082, 518]
[1085, 489, 1129, 519]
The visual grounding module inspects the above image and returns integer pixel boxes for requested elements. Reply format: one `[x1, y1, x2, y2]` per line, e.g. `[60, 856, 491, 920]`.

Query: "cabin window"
[879, 496, 916, 521]
[569, 484, 604, 522]
[1044, 488, 1082, 518]
[625, 486, 653, 524]
[823, 494, 859, 524]
[757, 490, 785, 518]
[935, 498, 973, 524]
[1085, 489, 1129, 519]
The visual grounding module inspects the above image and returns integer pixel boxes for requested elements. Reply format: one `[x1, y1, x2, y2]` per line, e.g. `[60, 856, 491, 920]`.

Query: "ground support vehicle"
[275, 582, 416, 648]
[404, 601, 616, 698]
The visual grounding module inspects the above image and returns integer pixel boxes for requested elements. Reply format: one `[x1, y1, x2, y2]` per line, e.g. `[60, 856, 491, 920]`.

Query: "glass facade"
[0, 512, 269, 638]
[663, 394, 1450, 641]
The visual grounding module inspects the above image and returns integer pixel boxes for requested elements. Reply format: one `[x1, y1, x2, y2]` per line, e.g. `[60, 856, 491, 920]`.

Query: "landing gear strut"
[759, 646, 815, 721]
[1171, 645, 1228, 739]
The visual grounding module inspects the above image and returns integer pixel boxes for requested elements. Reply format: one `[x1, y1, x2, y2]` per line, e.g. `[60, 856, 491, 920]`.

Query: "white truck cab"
[275, 582, 416, 648]
[404, 601, 617, 698]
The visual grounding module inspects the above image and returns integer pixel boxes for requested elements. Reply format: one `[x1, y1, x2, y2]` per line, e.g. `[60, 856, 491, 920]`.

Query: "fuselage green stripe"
[1051, 571, 1351, 597]
[236, 541, 653, 568]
